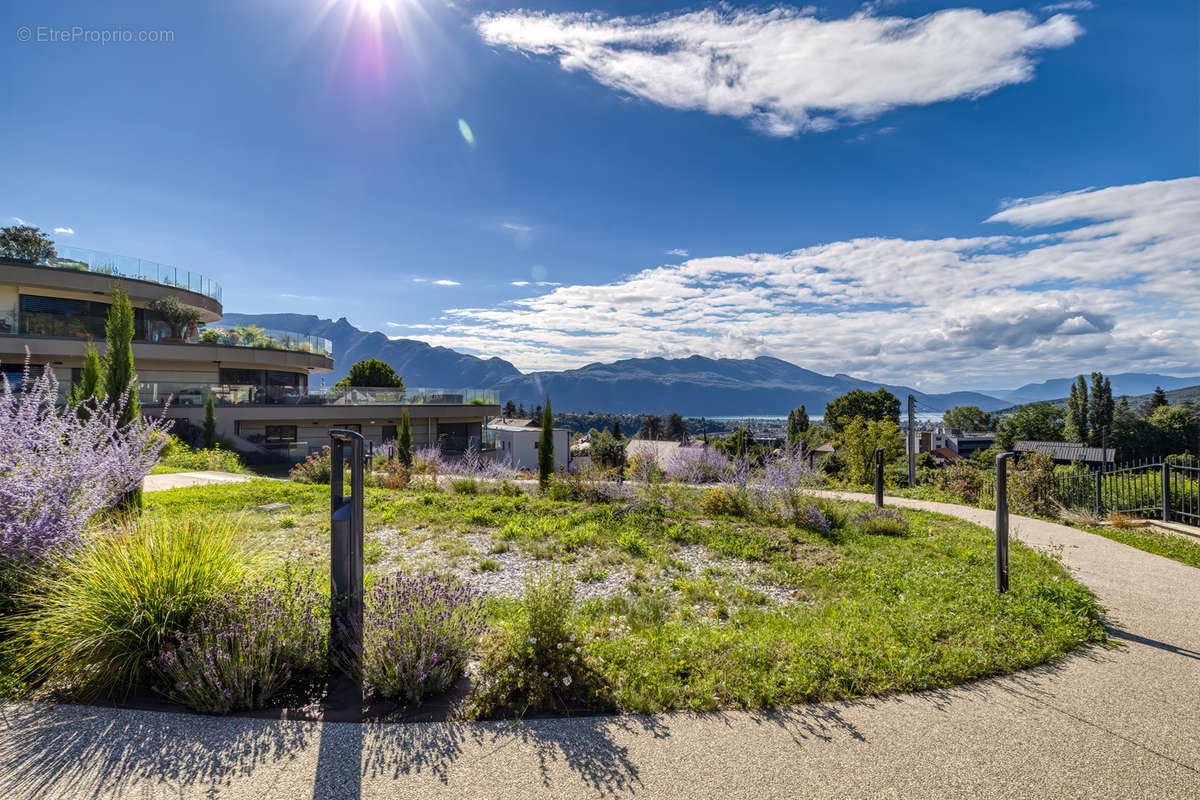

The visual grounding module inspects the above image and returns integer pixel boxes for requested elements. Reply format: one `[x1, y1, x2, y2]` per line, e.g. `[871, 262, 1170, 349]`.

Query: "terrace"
[138, 382, 499, 408]
[22, 244, 223, 302]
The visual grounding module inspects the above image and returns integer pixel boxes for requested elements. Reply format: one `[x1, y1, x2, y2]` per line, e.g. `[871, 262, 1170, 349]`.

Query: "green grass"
[1068, 523, 1200, 569]
[126, 478, 1105, 714]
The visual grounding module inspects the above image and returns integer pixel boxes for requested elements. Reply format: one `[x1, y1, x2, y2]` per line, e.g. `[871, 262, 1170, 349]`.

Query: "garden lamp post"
[329, 429, 365, 675]
[874, 447, 884, 508]
[995, 451, 1015, 594]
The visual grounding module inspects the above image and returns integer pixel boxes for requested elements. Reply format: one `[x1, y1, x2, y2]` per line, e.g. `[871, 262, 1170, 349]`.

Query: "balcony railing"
[0, 311, 331, 358]
[138, 382, 499, 408]
[197, 326, 333, 357]
[5, 245, 222, 303]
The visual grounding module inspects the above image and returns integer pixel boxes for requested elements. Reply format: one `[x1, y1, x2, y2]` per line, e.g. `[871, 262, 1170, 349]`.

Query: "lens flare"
[458, 118, 476, 147]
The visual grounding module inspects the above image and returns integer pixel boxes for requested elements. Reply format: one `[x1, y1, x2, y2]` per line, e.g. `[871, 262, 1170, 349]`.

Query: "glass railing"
[0, 311, 331, 358]
[4, 245, 222, 303]
[196, 326, 333, 357]
[138, 382, 499, 408]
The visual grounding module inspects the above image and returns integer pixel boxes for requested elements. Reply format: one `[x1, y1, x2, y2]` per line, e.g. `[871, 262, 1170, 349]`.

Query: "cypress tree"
[102, 287, 141, 512]
[102, 287, 140, 428]
[397, 408, 413, 467]
[1065, 375, 1089, 443]
[1088, 372, 1114, 448]
[538, 397, 554, 487]
[612, 420, 622, 439]
[203, 393, 217, 448]
[786, 405, 809, 449]
[68, 340, 104, 419]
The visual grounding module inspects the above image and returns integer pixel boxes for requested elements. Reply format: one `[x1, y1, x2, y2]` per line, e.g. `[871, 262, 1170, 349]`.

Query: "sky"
[3, 0, 1197, 392]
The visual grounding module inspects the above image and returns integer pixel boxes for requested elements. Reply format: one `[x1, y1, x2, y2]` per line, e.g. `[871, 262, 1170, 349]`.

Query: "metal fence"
[1049, 456, 1200, 526]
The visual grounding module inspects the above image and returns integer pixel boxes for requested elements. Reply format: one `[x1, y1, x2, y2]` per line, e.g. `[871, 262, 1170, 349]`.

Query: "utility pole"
[907, 394, 916, 487]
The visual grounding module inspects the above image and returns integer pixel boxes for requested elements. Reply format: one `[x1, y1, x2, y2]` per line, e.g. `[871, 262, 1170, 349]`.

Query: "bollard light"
[994, 451, 1015, 594]
[329, 429, 365, 676]
[874, 447, 885, 508]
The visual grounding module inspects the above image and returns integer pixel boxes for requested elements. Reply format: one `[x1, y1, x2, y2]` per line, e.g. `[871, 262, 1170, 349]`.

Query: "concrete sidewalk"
[1, 495, 1197, 799]
[143, 470, 254, 491]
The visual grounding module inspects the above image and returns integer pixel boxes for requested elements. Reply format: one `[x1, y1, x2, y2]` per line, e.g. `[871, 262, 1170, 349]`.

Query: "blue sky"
[3, 1, 1197, 390]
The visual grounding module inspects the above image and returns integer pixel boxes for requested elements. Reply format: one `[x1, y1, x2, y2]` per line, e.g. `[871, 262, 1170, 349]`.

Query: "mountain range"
[216, 313, 1198, 415]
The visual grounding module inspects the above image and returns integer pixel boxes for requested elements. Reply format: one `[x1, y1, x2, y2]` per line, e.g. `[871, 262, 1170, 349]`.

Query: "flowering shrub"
[352, 573, 485, 703]
[854, 507, 910, 537]
[153, 574, 327, 713]
[627, 451, 664, 484]
[0, 355, 167, 565]
[802, 505, 832, 536]
[452, 450, 518, 481]
[6, 514, 253, 696]
[464, 567, 611, 719]
[664, 446, 727, 484]
[700, 486, 750, 518]
[755, 447, 820, 523]
[289, 447, 332, 484]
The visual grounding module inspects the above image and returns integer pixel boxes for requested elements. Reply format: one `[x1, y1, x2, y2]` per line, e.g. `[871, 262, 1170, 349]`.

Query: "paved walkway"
[1, 494, 1198, 799]
[143, 470, 254, 491]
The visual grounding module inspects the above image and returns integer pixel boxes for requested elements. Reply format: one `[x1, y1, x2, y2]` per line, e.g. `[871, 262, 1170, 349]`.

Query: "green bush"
[450, 477, 479, 495]
[159, 439, 246, 473]
[700, 486, 750, 517]
[464, 567, 611, 718]
[290, 447, 332, 484]
[854, 507, 911, 537]
[153, 572, 327, 713]
[5, 515, 255, 696]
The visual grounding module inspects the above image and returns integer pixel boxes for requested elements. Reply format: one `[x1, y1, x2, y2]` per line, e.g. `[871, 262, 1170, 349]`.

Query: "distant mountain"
[989, 373, 1200, 405]
[216, 313, 522, 389]
[998, 383, 1200, 414]
[218, 314, 1008, 414]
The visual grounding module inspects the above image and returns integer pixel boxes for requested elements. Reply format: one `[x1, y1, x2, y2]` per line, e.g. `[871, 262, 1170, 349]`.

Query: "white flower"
[570, 655, 577, 663]
[542, 671, 549, 678]
[569, 634, 576, 642]
[556, 643, 563, 650]
[562, 676, 572, 687]
[529, 637, 536, 644]
[575, 646, 581, 653]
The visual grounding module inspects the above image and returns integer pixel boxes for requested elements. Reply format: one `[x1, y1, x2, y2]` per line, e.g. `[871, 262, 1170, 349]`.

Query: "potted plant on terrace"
[149, 295, 206, 343]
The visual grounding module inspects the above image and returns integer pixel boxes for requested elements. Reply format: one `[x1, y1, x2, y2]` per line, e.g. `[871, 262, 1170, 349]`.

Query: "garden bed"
[2, 478, 1106, 722]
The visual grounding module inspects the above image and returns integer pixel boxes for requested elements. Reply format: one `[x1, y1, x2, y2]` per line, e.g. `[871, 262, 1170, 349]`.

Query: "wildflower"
[562, 676, 572, 687]
[556, 643, 563, 650]
[569, 655, 577, 663]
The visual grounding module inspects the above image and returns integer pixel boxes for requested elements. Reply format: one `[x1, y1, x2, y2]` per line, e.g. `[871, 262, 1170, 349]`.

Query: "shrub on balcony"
[198, 328, 222, 344]
[148, 296, 206, 340]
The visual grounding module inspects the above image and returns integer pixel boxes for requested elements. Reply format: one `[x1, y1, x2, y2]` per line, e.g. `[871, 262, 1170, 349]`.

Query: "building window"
[265, 425, 297, 444]
[340, 424, 361, 433]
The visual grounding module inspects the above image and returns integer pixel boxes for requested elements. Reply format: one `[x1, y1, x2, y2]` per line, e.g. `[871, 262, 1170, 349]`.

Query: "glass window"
[19, 295, 146, 339]
[265, 425, 297, 444]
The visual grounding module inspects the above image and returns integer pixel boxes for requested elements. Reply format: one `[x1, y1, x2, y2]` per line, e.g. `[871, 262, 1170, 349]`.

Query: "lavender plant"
[153, 574, 327, 713]
[854, 507, 911, 537]
[755, 447, 821, 523]
[802, 505, 832, 536]
[0, 354, 167, 564]
[664, 445, 727, 484]
[351, 573, 485, 703]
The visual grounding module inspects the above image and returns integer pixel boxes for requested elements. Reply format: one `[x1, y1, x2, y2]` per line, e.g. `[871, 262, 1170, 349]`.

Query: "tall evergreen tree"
[665, 412, 687, 442]
[102, 287, 140, 428]
[203, 394, 217, 448]
[538, 398, 554, 487]
[102, 287, 141, 512]
[786, 405, 809, 449]
[68, 340, 104, 419]
[1145, 386, 1169, 416]
[612, 420, 622, 439]
[1064, 375, 1089, 443]
[397, 408, 413, 467]
[1087, 372, 1114, 448]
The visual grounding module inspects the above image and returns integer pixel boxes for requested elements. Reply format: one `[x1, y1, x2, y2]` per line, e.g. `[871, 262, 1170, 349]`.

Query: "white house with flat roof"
[486, 420, 571, 473]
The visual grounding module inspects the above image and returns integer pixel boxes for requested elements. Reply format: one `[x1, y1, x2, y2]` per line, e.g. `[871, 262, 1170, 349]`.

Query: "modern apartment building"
[0, 245, 498, 459]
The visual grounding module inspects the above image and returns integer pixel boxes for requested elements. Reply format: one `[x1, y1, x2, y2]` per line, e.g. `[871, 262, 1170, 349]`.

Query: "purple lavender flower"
[665, 446, 728, 484]
[0, 352, 168, 564]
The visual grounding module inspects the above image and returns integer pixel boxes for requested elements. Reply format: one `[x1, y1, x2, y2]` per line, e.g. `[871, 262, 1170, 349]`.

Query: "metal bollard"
[1161, 462, 1170, 523]
[874, 447, 884, 508]
[1094, 468, 1103, 519]
[330, 429, 365, 675]
[995, 452, 1015, 594]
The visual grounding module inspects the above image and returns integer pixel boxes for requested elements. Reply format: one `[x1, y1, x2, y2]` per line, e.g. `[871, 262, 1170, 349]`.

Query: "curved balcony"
[15, 244, 222, 303]
[197, 325, 332, 357]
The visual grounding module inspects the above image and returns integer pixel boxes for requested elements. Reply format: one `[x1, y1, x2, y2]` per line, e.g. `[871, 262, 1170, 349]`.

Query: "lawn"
[140, 477, 1106, 714]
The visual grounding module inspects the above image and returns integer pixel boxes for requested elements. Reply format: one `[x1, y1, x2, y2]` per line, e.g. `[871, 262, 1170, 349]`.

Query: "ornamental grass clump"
[153, 574, 327, 713]
[464, 566, 612, 719]
[0, 355, 168, 565]
[854, 507, 910, 537]
[5, 514, 254, 697]
[354, 573, 485, 703]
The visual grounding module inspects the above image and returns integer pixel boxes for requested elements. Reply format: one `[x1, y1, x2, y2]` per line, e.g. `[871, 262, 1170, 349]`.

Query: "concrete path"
[143, 470, 253, 491]
[1, 494, 1198, 799]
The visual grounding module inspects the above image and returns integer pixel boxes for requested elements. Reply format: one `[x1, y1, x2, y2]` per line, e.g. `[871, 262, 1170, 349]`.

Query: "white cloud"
[413, 178, 1199, 389]
[412, 277, 428, 283]
[1041, 2, 1093, 11]
[475, 6, 1082, 135]
[666, 248, 689, 257]
[502, 222, 533, 233]
[10, 217, 26, 225]
[511, 280, 531, 286]
[433, 279, 461, 286]
[53, 226, 75, 235]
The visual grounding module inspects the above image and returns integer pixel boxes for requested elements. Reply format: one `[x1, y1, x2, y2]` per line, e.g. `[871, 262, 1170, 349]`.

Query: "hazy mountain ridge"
[220, 313, 1185, 415]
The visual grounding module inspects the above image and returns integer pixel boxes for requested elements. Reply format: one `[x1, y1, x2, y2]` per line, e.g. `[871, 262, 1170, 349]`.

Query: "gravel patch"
[374, 528, 799, 605]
